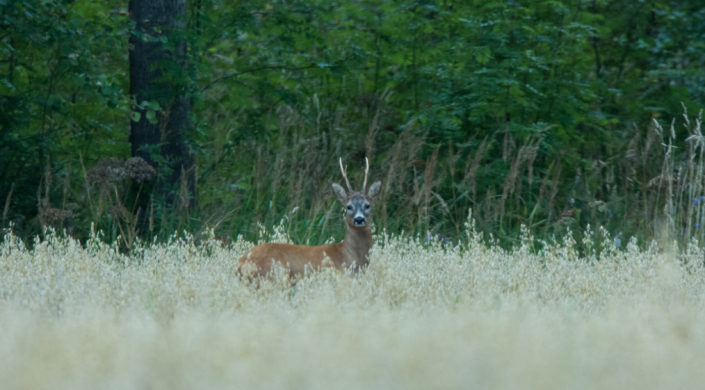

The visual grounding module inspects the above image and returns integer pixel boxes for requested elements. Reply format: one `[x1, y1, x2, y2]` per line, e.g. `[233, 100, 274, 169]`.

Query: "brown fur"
[238, 221, 373, 278]
[238, 158, 381, 279]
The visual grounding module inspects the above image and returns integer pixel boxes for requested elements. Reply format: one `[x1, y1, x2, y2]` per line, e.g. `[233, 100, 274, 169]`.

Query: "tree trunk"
[129, 0, 196, 231]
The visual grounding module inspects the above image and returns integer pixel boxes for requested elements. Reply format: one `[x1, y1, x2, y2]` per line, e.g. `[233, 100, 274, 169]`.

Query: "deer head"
[331, 157, 382, 228]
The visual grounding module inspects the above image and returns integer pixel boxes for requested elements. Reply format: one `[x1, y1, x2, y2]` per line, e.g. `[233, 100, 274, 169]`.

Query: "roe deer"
[238, 158, 381, 278]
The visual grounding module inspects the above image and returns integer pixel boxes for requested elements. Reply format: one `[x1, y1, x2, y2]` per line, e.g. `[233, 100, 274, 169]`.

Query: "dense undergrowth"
[2, 222, 705, 389]
[11, 108, 705, 256]
[4, 1, 705, 249]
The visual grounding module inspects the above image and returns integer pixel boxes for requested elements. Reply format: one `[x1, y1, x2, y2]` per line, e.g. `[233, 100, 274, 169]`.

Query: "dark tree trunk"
[129, 0, 196, 231]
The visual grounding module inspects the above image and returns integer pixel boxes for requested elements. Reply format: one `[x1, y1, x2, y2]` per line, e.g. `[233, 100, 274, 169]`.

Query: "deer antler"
[362, 157, 369, 193]
[339, 157, 353, 192]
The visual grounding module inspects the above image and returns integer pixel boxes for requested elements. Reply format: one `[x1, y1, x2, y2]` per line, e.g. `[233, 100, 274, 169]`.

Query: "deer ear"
[367, 181, 382, 199]
[331, 182, 347, 202]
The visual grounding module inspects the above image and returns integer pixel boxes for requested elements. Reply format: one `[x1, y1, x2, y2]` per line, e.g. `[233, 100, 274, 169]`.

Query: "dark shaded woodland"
[2, 0, 705, 247]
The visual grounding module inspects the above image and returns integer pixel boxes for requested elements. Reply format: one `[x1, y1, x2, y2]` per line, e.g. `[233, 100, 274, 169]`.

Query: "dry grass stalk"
[365, 87, 393, 159]
[499, 135, 542, 220]
[5, 222, 705, 389]
[2, 183, 13, 227]
[416, 147, 439, 231]
[464, 136, 489, 200]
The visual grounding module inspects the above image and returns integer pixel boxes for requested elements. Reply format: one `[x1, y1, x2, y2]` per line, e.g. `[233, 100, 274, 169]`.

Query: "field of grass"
[2, 224, 705, 390]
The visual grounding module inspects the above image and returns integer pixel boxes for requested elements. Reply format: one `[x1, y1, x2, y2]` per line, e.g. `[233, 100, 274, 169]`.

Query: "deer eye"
[346, 205, 353, 211]
[364, 204, 370, 210]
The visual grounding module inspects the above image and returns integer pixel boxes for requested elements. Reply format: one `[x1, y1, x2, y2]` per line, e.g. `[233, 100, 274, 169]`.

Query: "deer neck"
[342, 223, 373, 269]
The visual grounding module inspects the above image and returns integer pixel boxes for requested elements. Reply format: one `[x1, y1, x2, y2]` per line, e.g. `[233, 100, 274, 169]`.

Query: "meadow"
[4, 2, 705, 388]
[2, 221, 705, 390]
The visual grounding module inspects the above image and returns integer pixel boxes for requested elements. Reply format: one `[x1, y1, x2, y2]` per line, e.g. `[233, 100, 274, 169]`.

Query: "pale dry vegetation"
[2, 221, 705, 390]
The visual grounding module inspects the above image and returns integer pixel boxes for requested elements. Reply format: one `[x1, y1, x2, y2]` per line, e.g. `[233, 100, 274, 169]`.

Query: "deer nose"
[353, 216, 366, 226]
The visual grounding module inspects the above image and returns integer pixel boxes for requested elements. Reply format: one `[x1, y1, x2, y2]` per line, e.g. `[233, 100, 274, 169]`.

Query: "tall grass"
[2, 223, 705, 389]
[23, 103, 705, 255]
[194, 105, 705, 249]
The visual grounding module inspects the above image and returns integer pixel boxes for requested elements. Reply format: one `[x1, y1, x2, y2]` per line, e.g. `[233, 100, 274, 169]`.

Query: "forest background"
[2, 0, 705, 249]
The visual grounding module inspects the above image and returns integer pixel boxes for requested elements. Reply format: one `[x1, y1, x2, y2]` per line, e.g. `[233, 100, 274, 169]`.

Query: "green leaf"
[146, 110, 158, 124]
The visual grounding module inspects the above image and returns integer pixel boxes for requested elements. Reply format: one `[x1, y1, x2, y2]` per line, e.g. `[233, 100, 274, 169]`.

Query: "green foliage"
[2, 0, 705, 246]
[1, 0, 130, 236]
[194, 0, 705, 245]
